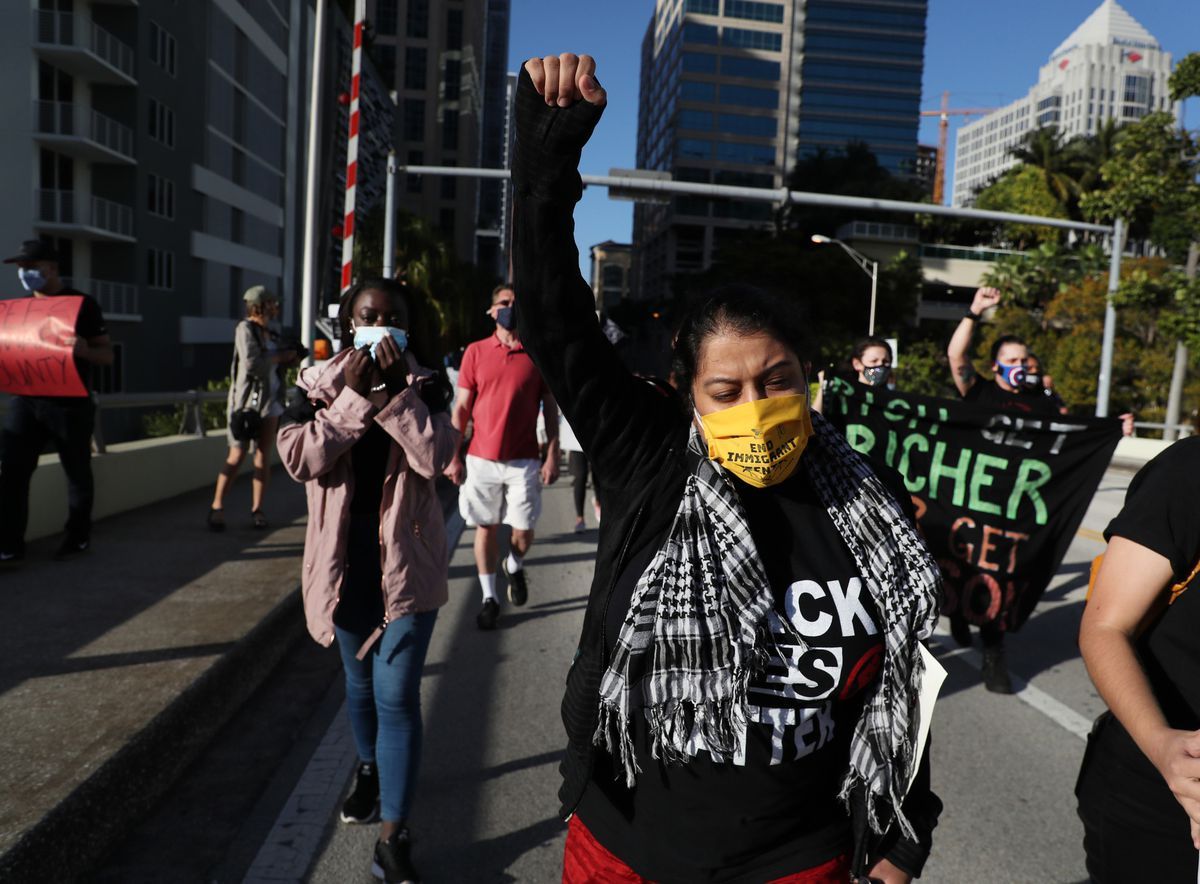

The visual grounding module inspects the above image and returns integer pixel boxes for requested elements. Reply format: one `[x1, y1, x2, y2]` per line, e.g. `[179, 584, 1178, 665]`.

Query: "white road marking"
[242, 503, 467, 884]
[929, 632, 1093, 742]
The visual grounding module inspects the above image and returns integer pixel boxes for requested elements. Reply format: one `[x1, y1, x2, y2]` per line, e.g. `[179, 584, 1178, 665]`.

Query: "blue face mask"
[18, 268, 46, 293]
[997, 362, 1027, 388]
[495, 305, 515, 330]
[352, 326, 408, 360]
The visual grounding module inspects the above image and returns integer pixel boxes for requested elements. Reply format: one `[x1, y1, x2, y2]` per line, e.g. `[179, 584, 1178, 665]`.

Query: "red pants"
[562, 815, 852, 883]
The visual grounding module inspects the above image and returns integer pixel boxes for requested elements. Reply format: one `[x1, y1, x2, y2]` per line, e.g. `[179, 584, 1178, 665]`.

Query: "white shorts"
[459, 455, 542, 531]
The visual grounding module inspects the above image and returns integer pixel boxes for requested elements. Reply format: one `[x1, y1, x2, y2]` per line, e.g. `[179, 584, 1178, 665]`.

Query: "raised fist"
[971, 287, 1002, 316]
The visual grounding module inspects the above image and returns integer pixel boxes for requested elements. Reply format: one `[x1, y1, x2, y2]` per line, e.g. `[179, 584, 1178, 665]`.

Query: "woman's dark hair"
[672, 285, 812, 401]
[990, 334, 1026, 364]
[337, 277, 409, 343]
[851, 336, 893, 364]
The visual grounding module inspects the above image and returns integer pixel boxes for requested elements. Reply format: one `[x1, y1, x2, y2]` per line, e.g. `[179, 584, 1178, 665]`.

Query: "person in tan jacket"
[278, 277, 459, 884]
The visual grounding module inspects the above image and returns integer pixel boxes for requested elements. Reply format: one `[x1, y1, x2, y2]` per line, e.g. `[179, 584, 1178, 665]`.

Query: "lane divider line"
[929, 632, 1093, 743]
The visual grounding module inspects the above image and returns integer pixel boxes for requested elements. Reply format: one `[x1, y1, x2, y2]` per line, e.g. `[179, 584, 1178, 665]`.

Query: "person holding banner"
[0, 239, 112, 562]
[1076, 437, 1200, 881]
[514, 53, 944, 884]
[208, 286, 298, 531]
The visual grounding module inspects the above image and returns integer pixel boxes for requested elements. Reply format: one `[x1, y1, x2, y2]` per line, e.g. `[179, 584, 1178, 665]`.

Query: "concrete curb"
[0, 587, 305, 882]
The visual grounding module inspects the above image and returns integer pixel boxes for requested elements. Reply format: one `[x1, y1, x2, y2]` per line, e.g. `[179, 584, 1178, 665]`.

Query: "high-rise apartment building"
[952, 0, 1175, 206]
[632, 0, 927, 301]
[367, 0, 511, 279]
[0, 1, 310, 422]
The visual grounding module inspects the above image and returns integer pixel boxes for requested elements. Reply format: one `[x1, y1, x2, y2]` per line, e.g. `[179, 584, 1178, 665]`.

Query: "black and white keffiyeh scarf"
[593, 411, 942, 837]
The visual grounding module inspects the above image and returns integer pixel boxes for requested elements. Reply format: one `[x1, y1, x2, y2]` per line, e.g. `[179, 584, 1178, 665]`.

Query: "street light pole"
[1096, 217, 1125, 418]
[299, 0, 327, 368]
[813, 234, 879, 336]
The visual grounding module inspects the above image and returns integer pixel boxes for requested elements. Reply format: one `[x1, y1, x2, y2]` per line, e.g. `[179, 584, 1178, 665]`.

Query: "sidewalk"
[0, 468, 310, 880]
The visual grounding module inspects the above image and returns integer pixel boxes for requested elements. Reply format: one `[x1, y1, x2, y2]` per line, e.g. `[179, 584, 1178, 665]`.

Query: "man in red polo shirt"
[446, 284, 560, 630]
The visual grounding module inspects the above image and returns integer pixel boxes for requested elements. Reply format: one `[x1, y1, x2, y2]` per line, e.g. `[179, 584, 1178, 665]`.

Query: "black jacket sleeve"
[876, 737, 942, 877]
[511, 68, 685, 495]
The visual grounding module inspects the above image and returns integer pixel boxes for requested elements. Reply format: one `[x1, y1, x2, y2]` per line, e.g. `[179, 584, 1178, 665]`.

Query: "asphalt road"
[99, 466, 1137, 883]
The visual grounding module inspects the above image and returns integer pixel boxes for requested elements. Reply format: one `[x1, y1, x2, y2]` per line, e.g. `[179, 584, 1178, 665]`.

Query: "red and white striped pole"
[340, 0, 366, 292]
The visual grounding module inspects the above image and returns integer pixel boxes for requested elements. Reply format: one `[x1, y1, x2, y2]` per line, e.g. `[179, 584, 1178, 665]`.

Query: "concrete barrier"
[1111, 435, 1173, 472]
[28, 431, 277, 541]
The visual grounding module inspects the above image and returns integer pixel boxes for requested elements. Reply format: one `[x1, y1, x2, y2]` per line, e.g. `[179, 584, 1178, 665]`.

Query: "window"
[718, 112, 776, 137]
[443, 58, 461, 101]
[148, 99, 175, 147]
[682, 52, 717, 74]
[801, 89, 916, 114]
[375, 0, 398, 35]
[715, 141, 775, 164]
[723, 28, 782, 52]
[406, 0, 428, 38]
[676, 166, 710, 182]
[375, 45, 396, 85]
[683, 22, 718, 45]
[720, 84, 777, 108]
[721, 56, 780, 80]
[682, 80, 716, 102]
[725, 1, 784, 22]
[676, 137, 711, 159]
[147, 173, 175, 219]
[680, 109, 714, 130]
[404, 47, 427, 89]
[801, 61, 920, 86]
[1124, 75, 1149, 105]
[683, 0, 719, 12]
[446, 8, 463, 50]
[149, 21, 176, 76]
[146, 249, 174, 290]
[403, 99, 425, 140]
[442, 108, 458, 150]
[803, 4, 924, 29]
[441, 174, 456, 199]
[803, 33, 923, 59]
[406, 149, 423, 193]
[438, 208, 455, 235]
[714, 169, 773, 187]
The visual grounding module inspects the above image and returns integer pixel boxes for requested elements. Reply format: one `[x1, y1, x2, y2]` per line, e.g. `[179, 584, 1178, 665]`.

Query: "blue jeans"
[336, 610, 437, 823]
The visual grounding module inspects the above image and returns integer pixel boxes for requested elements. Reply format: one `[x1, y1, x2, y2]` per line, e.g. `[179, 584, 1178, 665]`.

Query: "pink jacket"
[278, 350, 461, 654]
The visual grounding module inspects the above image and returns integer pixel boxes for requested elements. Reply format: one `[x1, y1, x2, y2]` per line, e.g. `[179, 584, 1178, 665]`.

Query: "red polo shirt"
[458, 333, 549, 462]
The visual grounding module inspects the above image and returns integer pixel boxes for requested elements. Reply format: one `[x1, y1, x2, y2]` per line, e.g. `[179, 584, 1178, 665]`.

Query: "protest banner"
[0, 296, 86, 397]
[822, 377, 1122, 632]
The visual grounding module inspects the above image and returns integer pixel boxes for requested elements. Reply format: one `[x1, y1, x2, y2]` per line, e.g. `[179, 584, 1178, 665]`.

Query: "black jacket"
[510, 69, 939, 879]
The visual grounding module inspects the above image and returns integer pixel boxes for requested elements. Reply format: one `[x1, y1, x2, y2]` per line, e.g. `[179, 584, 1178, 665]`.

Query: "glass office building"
[632, 0, 927, 301]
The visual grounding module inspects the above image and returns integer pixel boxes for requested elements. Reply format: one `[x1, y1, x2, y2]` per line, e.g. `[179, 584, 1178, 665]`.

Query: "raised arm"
[947, 287, 1000, 397]
[512, 55, 682, 492]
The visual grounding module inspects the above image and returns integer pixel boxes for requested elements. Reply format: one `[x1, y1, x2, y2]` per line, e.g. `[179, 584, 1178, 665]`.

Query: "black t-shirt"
[38, 288, 106, 397]
[961, 378, 1062, 416]
[1104, 437, 1200, 734]
[350, 422, 391, 516]
[578, 459, 911, 882]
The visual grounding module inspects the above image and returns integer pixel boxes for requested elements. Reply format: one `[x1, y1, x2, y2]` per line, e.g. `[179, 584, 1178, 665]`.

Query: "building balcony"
[33, 101, 135, 164]
[35, 190, 135, 243]
[33, 11, 136, 86]
[74, 279, 141, 321]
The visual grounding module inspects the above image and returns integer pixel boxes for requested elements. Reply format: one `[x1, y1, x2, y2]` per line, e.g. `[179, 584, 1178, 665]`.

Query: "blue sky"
[507, 1, 1200, 280]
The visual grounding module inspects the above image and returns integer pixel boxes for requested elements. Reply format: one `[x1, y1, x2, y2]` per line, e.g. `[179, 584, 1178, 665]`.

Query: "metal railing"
[33, 100, 135, 159]
[34, 10, 136, 81]
[36, 190, 133, 238]
[71, 279, 139, 317]
[91, 390, 229, 454]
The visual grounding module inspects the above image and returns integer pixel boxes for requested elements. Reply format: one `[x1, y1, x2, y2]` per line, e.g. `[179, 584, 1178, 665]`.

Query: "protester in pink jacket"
[278, 277, 459, 884]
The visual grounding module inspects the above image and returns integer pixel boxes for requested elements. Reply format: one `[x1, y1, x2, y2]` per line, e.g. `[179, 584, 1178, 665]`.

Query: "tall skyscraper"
[368, 0, 511, 278]
[632, 0, 927, 302]
[952, 0, 1175, 207]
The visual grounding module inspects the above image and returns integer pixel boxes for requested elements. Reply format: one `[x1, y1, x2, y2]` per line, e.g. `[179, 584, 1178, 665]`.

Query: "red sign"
[1126, 51, 1143, 63]
[0, 296, 86, 397]
[1059, 58, 1070, 70]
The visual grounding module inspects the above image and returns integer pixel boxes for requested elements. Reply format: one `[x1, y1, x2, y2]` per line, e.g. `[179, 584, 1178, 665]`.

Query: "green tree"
[974, 166, 1069, 247]
[1009, 126, 1083, 208]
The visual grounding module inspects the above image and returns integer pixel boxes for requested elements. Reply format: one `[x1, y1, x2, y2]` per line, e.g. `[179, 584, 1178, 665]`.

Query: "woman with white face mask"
[511, 54, 944, 884]
[277, 277, 458, 884]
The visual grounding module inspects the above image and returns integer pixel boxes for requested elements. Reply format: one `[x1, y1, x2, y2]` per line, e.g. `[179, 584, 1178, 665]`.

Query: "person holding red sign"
[0, 239, 112, 562]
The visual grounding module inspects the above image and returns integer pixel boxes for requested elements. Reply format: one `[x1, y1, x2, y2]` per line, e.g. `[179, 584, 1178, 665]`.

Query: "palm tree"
[1009, 126, 1082, 209]
[1072, 118, 1122, 196]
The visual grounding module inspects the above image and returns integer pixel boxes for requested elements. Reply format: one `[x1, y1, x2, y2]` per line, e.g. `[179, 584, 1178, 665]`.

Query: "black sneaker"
[476, 598, 499, 630]
[504, 560, 529, 607]
[949, 615, 972, 648]
[339, 761, 379, 824]
[981, 645, 1014, 694]
[372, 828, 420, 883]
[53, 537, 90, 561]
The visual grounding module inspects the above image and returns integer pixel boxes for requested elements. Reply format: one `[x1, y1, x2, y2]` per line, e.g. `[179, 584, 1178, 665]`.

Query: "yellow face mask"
[699, 393, 813, 488]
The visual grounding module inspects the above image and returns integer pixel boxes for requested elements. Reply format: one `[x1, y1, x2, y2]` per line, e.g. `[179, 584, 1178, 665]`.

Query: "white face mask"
[352, 326, 408, 359]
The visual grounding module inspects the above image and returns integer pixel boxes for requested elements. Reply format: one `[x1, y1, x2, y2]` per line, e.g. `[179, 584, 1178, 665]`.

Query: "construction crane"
[921, 91, 997, 204]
